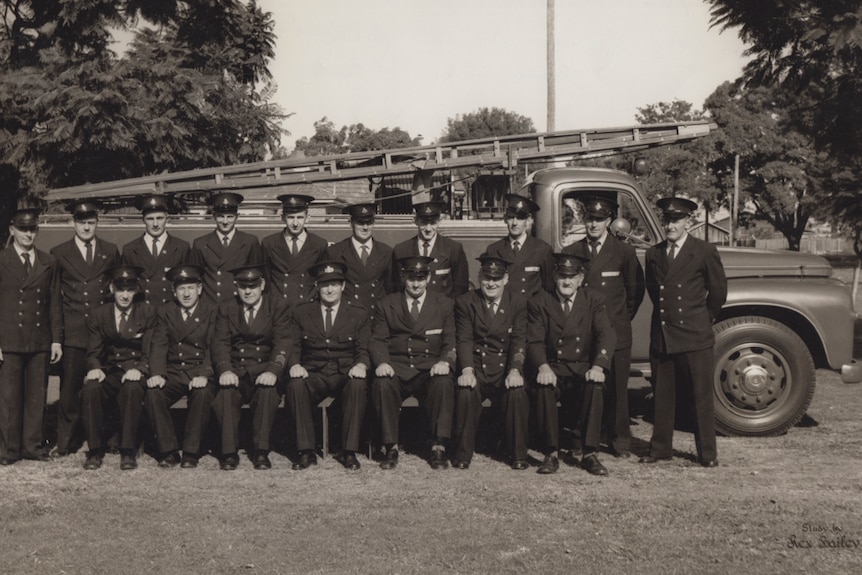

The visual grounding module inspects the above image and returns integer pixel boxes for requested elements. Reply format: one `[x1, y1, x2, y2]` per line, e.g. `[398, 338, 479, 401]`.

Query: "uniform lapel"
[0, 249, 26, 282]
[62, 240, 91, 278]
[204, 232, 227, 266]
[22, 251, 50, 289]
[664, 237, 693, 282]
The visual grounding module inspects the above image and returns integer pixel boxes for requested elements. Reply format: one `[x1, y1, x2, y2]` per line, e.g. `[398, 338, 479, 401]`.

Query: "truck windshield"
[560, 189, 653, 247]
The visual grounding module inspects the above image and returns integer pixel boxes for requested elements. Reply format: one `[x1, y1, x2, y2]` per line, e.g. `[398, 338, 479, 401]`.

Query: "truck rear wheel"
[712, 316, 815, 436]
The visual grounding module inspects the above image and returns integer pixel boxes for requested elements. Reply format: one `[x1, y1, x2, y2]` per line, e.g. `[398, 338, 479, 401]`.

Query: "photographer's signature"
[787, 523, 860, 549]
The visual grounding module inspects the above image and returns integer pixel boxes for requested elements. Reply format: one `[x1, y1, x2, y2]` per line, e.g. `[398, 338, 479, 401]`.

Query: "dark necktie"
[85, 240, 93, 265]
[22, 251, 32, 275]
[324, 305, 333, 334]
[422, 241, 430, 257]
[222, 235, 230, 248]
[360, 244, 369, 266]
[151, 237, 159, 258]
[589, 239, 599, 259]
[563, 298, 572, 316]
[512, 240, 520, 254]
[668, 241, 677, 261]
[487, 298, 497, 317]
[118, 311, 128, 333]
[183, 309, 192, 322]
[291, 236, 299, 256]
[245, 305, 255, 325]
[410, 298, 420, 320]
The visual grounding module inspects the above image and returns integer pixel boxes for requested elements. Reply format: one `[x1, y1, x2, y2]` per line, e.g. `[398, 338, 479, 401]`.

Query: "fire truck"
[38, 121, 862, 436]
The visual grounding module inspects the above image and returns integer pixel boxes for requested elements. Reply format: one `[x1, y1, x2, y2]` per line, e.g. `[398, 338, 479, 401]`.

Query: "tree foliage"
[293, 117, 421, 157]
[0, 0, 286, 230]
[440, 107, 535, 142]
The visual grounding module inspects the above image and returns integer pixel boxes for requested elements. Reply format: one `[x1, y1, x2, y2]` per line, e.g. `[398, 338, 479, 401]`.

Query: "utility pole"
[547, 0, 555, 132]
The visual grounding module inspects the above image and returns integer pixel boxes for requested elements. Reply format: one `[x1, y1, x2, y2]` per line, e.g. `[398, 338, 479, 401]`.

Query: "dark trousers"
[56, 346, 86, 453]
[649, 348, 717, 462]
[212, 375, 282, 455]
[454, 380, 529, 463]
[603, 347, 632, 453]
[286, 367, 367, 453]
[371, 371, 454, 446]
[145, 372, 217, 455]
[533, 373, 603, 455]
[0, 351, 49, 460]
[81, 371, 146, 452]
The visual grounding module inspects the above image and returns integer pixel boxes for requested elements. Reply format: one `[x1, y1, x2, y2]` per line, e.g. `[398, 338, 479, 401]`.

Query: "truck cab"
[526, 166, 861, 436]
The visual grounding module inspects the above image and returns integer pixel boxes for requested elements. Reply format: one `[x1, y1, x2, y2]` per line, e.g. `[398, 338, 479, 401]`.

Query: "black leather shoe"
[639, 455, 671, 464]
[253, 451, 272, 470]
[158, 451, 181, 468]
[429, 449, 449, 470]
[341, 452, 361, 471]
[0, 456, 18, 466]
[379, 448, 399, 470]
[291, 450, 316, 470]
[511, 459, 529, 471]
[701, 459, 719, 468]
[452, 459, 469, 470]
[50, 447, 70, 459]
[24, 452, 51, 462]
[83, 452, 102, 470]
[581, 453, 609, 476]
[220, 454, 239, 471]
[612, 449, 631, 459]
[120, 453, 137, 471]
[180, 454, 199, 469]
[537, 454, 559, 474]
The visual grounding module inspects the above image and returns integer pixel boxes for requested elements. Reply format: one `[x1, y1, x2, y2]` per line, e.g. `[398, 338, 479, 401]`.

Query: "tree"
[293, 118, 421, 156]
[705, 81, 826, 251]
[440, 107, 535, 142]
[0, 0, 286, 237]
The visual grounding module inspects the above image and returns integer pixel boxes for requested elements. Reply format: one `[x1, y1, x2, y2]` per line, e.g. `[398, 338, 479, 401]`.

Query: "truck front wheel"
[712, 316, 816, 436]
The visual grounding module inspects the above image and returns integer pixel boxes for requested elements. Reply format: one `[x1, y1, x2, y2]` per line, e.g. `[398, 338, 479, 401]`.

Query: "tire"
[712, 316, 815, 436]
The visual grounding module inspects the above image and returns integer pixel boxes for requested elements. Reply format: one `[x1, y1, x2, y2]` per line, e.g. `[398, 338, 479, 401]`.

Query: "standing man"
[285, 261, 371, 471]
[261, 194, 327, 307]
[370, 256, 457, 470]
[563, 197, 644, 458]
[485, 194, 554, 297]
[49, 199, 120, 457]
[0, 208, 63, 464]
[640, 197, 727, 468]
[145, 265, 217, 469]
[453, 254, 530, 470]
[527, 253, 615, 475]
[121, 194, 191, 306]
[324, 202, 393, 318]
[392, 201, 469, 298]
[81, 266, 157, 470]
[191, 191, 263, 305]
[211, 263, 291, 471]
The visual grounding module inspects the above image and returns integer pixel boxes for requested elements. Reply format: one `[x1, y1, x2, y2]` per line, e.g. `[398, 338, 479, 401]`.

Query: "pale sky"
[262, 0, 749, 149]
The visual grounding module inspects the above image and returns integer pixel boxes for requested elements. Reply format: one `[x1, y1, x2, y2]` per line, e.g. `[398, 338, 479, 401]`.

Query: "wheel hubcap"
[717, 344, 789, 413]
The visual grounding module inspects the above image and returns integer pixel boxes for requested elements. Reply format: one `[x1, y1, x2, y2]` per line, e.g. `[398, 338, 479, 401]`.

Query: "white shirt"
[417, 235, 437, 256]
[510, 232, 528, 251]
[321, 302, 340, 325]
[13, 243, 36, 266]
[351, 237, 374, 258]
[588, 230, 609, 255]
[181, 303, 198, 321]
[219, 229, 236, 246]
[75, 236, 94, 260]
[145, 233, 167, 256]
[668, 232, 688, 256]
[114, 306, 132, 331]
[284, 230, 307, 252]
[406, 291, 428, 314]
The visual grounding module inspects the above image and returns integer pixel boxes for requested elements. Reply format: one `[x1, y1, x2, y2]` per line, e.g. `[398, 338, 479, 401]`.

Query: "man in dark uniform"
[370, 256, 457, 470]
[191, 192, 263, 305]
[81, 265, 157, 470]
[211, 263, 291, 470]
[49, 199, 120, 457]
[527, 253, 616, 475]
[121, 194, 191, 306]
[485, 194, 554, 297]
[453, 254, 530, 470]
[640, 197, 727, 468]
[563, 196, 644, 458]
[145, 265, 217, 469]
[324, 202, 393, 318]
[261, 194, 327, 307]
[0, 208, 63, 464]
[285, 261, 371, 471]
[392, 201, 469, 298]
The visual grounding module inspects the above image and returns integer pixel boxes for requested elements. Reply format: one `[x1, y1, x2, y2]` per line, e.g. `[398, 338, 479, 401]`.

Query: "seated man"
[145, 265, 218, 469]
[82, 266, 157, 470]
[370, 256, 457, 470]
[285, 261, 371, 471]
[527, 253, 616, 475]
[453, 254, 530, 470]
[211, 263, 291, 470]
